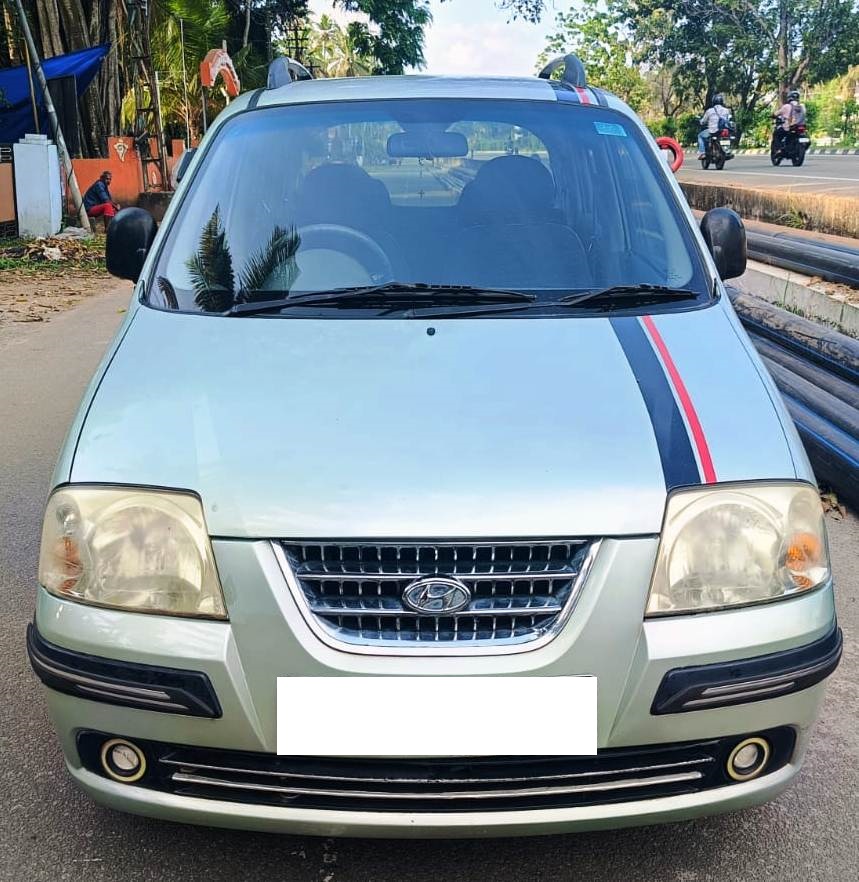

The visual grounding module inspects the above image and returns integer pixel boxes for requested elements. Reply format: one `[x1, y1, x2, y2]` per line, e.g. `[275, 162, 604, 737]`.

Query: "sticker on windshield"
[594, 121, 627, 137]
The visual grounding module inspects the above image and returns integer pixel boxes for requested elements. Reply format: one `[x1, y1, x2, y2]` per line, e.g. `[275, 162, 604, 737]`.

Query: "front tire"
[701, 157, 711, 170]
[770, 142, 782, 166]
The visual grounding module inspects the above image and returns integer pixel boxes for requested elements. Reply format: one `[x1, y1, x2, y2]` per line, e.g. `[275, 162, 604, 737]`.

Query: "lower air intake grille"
[277, 540, 596, 651]
[77, 728, 796, 814]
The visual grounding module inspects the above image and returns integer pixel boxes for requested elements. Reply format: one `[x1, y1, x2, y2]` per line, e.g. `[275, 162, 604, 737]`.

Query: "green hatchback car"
[28, 56, 841, 837]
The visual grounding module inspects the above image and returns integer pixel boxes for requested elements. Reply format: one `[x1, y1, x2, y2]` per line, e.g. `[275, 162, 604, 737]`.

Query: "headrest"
[294, 163, 391, 221]
[459, 155, 556, 218]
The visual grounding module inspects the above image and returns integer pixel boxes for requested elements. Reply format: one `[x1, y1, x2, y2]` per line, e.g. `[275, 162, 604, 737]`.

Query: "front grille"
[77, 728, 796, 813]
[278, 540, 596, 651]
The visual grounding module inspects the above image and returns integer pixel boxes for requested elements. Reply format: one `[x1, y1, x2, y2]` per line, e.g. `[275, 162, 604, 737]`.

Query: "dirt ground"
[0, 234, 127, 328]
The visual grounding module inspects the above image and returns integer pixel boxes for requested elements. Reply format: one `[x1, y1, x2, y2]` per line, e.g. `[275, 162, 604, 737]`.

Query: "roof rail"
[538, 53, 587, 88]
[266, 56, 314, 89]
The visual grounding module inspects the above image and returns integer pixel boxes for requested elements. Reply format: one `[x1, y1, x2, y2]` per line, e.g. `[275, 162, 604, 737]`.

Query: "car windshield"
[148, 98, 709, 315]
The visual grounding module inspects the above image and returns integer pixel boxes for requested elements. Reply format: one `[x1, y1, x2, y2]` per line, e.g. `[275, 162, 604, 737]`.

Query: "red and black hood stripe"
[550, 83, 607, 107]
[611, 315, 717, 490]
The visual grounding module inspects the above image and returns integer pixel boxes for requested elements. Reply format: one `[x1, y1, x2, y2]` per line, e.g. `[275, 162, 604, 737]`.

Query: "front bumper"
[31, 537, 839, 836]
[63, 745, 803, 838]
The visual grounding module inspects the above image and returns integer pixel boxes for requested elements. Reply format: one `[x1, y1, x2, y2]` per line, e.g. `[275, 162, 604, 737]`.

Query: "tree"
[615, 1, 773, 137]
[336, 1, 431, 74]
[307, 13, 374, 77]
[9, 0, 125, 156]
[148, 0, 233, 142]
[538, 0, 648, 110]
[617, 1, 859, 106]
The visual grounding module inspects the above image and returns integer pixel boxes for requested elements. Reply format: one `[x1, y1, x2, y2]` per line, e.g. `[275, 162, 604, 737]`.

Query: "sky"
[306, 1, 563, 77]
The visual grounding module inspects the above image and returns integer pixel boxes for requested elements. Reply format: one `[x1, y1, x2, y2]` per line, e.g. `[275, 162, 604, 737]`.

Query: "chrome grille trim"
[160, 755, 713, 785]
[169, 770, 704, 801]
[273, 539, 601, 656]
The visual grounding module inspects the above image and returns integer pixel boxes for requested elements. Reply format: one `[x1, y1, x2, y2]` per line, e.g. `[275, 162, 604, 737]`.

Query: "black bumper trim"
[76, 727, 797, 813]
[652, 624, 842, 715]
[26, 623, 221, 718]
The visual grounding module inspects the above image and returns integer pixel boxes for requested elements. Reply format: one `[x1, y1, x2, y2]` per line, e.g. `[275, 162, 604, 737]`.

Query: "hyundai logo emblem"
[402, 576, 472, 615]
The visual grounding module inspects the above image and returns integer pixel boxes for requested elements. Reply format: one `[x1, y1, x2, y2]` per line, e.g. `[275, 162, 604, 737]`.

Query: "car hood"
[70, 303, 798, 538]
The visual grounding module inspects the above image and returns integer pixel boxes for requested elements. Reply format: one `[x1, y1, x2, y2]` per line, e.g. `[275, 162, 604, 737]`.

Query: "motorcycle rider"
[774, 90, 806, 150]
[698, 93, 732, 160]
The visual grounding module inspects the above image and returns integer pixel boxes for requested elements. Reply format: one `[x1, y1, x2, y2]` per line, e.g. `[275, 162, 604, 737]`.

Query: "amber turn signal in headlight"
[38, 486, 227, 619]
[646, 482, 830, 616]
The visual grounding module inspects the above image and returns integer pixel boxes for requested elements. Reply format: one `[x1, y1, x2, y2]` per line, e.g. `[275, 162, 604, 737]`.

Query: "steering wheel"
[295, 224, 394, 284]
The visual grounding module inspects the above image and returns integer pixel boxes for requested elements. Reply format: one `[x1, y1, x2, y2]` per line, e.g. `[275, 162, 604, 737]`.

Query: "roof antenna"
[267, 56, 314, 89]
[538, 53, 587, 88]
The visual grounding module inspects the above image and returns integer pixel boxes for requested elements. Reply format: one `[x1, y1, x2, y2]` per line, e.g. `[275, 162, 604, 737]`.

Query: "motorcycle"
[700, 125, 735, 170]
[770, 118, 810, 167]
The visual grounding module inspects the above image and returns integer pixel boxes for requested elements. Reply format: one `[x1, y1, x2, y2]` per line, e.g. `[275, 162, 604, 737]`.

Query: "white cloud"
[306, 0, 367, 27]
[306, 0, 551, 77]
[422, 20, 547, 77]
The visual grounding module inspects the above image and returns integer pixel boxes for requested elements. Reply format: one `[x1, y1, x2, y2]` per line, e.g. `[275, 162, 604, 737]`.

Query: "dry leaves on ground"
[821, 490, 847, 520]
[0, 234, 111, 325]
[806, 276, 859, 306]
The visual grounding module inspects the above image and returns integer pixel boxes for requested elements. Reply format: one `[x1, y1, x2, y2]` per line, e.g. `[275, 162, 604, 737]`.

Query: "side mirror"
[106, 207, 157, 282]
[700, 207, 747, 280]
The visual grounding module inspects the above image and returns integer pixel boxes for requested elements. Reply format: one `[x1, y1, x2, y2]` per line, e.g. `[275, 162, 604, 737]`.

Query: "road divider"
[680, 180, 859, 240]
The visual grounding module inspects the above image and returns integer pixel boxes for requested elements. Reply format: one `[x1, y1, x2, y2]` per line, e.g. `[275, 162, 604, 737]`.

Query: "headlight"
[38, 487, 227, 619]
[646, 483, 830, 616]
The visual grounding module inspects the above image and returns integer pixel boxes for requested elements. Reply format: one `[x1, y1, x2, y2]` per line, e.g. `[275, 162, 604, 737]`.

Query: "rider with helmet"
[775, 90, 806, 149]
[697, 93, 732, 159]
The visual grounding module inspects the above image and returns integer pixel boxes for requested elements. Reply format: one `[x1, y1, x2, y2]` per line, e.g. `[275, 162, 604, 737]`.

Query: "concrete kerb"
[736, 260, 859, 339]
[682, 147, 859, 155]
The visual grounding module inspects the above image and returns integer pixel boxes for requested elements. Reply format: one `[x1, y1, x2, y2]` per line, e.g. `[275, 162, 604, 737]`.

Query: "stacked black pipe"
[746, 230, 859, 288]
[729, 290, 859, 508]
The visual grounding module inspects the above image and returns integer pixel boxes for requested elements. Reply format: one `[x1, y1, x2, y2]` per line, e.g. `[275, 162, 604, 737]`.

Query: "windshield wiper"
[557, 284, 700, 308]
[225, 283, 536, 316]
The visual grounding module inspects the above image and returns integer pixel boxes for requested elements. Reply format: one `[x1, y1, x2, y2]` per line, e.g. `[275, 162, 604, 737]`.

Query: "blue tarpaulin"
[0, 44, 109, 145]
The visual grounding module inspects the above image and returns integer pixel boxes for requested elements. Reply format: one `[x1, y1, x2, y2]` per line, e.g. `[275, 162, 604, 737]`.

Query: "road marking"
[708, 170, 859, 183]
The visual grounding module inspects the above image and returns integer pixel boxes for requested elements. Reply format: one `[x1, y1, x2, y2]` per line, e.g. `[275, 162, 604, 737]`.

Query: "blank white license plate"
[720, 140, 732, 147]
[277, 676, 597, 756]
[799, 137, 810, 143]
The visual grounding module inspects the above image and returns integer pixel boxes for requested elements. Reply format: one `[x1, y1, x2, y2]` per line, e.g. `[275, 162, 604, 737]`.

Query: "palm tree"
[185, 206, 301, 311]
[307, 14, 375, 79]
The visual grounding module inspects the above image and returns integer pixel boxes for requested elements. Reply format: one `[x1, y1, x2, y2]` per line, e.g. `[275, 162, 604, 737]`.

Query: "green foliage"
[186, 206, 236, 312]
[497, 0, 546, 21]
[538, 0, 647, 110]
[239, 226, 301, 300]
[304, 13, 376, 77]
[648, 118, 678, 138]
[677, 113, 701, 147]
[805, 67, 859, 145]
[186, 208, 302, 310]
[339, 1, 432, 74]
[614, 0, 859, 112]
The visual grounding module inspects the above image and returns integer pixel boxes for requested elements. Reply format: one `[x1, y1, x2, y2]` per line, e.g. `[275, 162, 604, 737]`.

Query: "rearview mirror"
[387, 131, 468, 159]
[700, 207, 747, 280]
[106, 207, 157, 282]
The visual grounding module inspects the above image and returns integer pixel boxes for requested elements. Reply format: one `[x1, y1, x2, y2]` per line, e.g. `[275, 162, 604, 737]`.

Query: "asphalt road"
[678, 152, 859, 198]
[1, 290, 857, 882]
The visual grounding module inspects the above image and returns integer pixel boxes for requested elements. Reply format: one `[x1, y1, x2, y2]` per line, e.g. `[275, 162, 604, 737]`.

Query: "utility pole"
[23, 41, 39, 134]
[12, 0, 91, 231]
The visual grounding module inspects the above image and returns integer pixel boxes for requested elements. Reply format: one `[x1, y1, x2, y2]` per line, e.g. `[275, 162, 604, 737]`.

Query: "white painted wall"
[13, 134, 62, 237]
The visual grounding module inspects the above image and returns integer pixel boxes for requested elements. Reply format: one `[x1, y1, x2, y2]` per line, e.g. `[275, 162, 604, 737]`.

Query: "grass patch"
[0, 234, 107, 276]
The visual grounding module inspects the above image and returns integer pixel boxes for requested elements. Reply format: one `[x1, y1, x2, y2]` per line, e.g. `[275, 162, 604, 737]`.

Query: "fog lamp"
[727, 737, 770, 781]
[100, 738, 147, 783]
